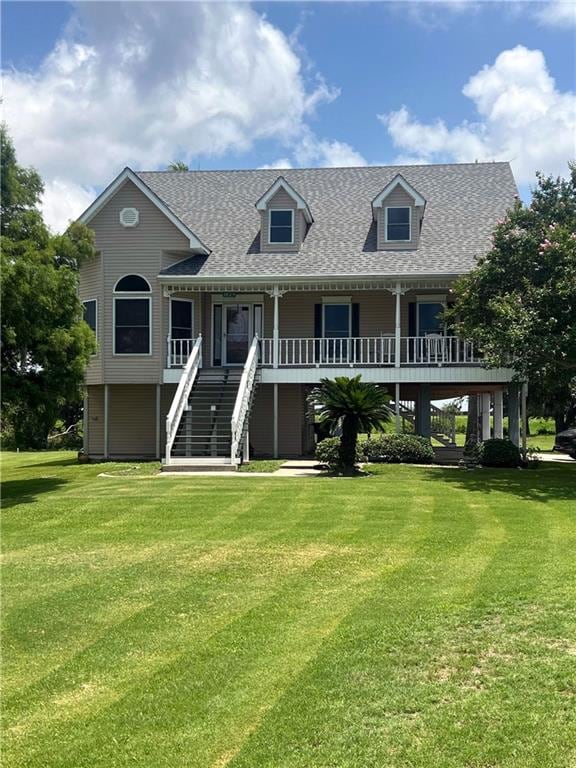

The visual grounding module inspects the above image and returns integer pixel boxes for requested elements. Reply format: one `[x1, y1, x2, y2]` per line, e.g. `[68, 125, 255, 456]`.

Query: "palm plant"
[167, 160, 189, 171]
[308, 376, 391, 475]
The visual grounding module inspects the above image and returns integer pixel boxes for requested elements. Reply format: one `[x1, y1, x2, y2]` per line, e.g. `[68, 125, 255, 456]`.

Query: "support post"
[104, 384, 110, 459]
[481, 392, 491, 441]
[155, 383, 161, 459]
[521, 381, 528, 455]
[83, 389, 89, 453]
[416, 383, 431, 438]
[508, 383, 520, 446]
[244, 429, 250, 464]
[395, 382, 401, 434]
[493, 390, 504, 439]
[273, 383, 279, 458]
[394, 283, 402, 369]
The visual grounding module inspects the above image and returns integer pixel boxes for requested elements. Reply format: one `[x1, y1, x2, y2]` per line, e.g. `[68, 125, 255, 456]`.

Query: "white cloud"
[258, 159, 294, 170]
[528, 0, 576, 27]
[379, 46, 576, 184]
[293, 131, 367, 167]
[2, 2, 338, 231]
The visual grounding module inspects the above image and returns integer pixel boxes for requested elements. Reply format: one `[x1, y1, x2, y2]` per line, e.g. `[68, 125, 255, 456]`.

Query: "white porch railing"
[165, 335, 202, 463]
[260, 337, 396, 367]
[401, 336, 480, 365]
[231, 335, 260, 464]
[260, 336, 480, 367]
[167, 337, 197, 368]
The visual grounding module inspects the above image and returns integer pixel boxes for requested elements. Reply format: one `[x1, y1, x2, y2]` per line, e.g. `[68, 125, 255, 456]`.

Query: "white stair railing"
[231, 335, 260, 464]
[165, 335, 202, 463]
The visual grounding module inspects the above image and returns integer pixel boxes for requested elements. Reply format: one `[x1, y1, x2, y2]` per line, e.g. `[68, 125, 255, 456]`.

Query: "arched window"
[113, 275, 151, 355]
[114, 274, 151, 292]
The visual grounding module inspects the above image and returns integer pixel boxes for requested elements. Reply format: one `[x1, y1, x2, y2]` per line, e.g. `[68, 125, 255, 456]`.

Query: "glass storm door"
[224, 304, 250, 365]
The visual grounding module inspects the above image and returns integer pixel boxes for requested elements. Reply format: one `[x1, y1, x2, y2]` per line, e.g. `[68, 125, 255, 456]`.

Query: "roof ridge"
[136, 161, 512, 175]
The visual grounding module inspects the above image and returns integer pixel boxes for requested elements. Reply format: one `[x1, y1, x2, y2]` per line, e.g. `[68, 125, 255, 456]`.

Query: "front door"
[224, 304, 250, 365]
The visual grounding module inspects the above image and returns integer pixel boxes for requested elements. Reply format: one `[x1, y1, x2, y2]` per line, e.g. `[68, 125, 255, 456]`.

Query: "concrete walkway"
[536, 451, 574, 464]
[272, 460, 322, 477]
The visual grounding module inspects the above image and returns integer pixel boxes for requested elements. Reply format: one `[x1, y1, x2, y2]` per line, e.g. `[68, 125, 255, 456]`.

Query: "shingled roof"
[136, 162, 517, 280]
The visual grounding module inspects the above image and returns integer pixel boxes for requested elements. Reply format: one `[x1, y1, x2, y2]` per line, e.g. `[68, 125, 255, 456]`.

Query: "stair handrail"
[231, 335, 260, 463]
[165, 335, 202, 462]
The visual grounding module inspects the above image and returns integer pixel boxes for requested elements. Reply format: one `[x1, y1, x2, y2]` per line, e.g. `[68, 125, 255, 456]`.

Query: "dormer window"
[269, 209, 294, 244]
[386, 207, 411, 242]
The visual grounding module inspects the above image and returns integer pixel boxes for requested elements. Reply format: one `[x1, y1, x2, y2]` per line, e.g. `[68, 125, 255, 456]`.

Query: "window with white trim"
[323, 303, 351, 338]
[82, 299, 97, 339]
[386, 207, 411, 241]
[114, 275, 151, 355]
[269, 209, 294, 244]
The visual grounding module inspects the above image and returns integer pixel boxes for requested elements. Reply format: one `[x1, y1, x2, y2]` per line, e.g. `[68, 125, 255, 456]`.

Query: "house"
[78, 162, 519, 468]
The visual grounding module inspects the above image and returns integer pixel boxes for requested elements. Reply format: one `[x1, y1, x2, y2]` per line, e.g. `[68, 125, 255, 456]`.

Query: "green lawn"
[2, 451, 576, 768]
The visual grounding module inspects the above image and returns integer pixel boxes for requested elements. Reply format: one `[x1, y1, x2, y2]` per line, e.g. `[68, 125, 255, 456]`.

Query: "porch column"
[273, 384, 279, 458]
[394, 283, 402, 368]
[480, 392, 491, 441]
[104, 384, 110, 459]
[395, 381, 401, 434]
[272, 286, 281, 369]
[416, 383, 431, 438]
[508, 383, 520, 446]
[155, 384, 161, 460]
[493, 390, 504, 439]
[244, 429, 250, 464]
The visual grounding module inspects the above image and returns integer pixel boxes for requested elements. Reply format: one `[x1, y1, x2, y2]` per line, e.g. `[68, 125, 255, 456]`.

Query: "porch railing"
[260, 336, 480, 367]
[231, 335, 260, 464]
[167, 337, 197, 368]
[260, 337, 396, 367]
[167, 335, 481, 369]
[165, 335, 202, 463]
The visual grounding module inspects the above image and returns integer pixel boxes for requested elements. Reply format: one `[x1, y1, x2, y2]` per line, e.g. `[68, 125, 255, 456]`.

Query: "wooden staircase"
[392, 400, 457, 447]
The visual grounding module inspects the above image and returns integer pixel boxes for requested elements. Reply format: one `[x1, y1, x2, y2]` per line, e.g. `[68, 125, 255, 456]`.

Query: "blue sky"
[2, 1, 575, 230]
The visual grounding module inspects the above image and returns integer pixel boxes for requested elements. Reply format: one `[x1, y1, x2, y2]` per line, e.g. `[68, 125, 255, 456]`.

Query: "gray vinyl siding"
[88, 179, 191, 384]
[108, 385, 157, 455]
[260, 188, 303, 252]
[250, 384, 304, 457]
[376, 186, 423, 251]
[86, 385, 104, 454]
[79, 253, 103, 384]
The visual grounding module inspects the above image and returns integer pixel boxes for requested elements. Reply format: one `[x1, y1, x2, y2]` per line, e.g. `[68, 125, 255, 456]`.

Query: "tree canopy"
[1, 125, 96, 448]
[447, 166, 576, 431]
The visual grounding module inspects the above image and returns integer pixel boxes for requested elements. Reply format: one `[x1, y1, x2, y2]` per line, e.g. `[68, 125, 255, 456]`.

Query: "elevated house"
[78, 163, 519, 468]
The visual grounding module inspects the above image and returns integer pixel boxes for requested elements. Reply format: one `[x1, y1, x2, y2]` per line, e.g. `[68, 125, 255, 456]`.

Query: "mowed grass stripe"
[3, 492, 418, 759]
[230, 474, 575, 768]
[1, 452, 575, 768]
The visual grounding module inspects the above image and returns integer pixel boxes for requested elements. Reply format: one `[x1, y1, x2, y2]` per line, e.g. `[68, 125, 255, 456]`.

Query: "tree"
[447, 166, 576, 432]
[308, 376, 390, 475]
[1, 127, 96, 448]
[168, 160, 189, 171]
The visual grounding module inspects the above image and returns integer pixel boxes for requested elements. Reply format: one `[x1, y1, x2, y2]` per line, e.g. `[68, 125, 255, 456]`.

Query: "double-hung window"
[269, 209, 294, 244]
[170, 299, 194, 340]
[82, 299, 97, 339]
[386, 207, 411, 242]
[114, 275, 151, 355]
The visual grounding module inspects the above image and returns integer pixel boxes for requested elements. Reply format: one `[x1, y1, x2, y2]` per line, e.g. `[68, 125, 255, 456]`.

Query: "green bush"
[315, 437, 365, 470]
[364, 434, 435, 464]
[478, 438, 521, 468]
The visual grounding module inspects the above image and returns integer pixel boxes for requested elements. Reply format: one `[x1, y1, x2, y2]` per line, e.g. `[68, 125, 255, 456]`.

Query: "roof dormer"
[256, 176, 313, 252]
[371, 174, 426, 251]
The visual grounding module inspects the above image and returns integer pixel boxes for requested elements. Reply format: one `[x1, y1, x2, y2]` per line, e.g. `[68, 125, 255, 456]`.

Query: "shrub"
[478, 438, 521, 468]
[315, 437, 365, 470]
[364, 434, 435, 464]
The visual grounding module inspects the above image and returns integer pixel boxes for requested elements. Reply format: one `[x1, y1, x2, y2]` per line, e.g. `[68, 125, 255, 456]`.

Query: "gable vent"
[119, 207, 139, 227]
